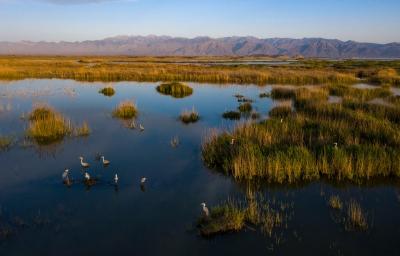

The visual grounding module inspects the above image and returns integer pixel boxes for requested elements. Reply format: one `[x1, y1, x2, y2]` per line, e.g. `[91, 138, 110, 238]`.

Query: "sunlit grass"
[180, 107, 199, 124]
[75, 121, 91, 137]
[113, 100, 138, 119]
[328, 195, 343, 210]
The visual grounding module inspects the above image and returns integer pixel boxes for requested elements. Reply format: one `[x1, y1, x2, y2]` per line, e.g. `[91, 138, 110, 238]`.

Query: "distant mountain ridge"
[1, 36, 400, 58]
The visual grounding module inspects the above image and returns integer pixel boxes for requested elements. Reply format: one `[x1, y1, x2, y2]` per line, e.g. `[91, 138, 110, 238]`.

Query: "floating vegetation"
[202, 86, 400, 183]
[179, 108, 199, 124]
[113, 100, 138, 119]
[26, 104, 72, 145]
[222, 111, 241, 120]
[156, 82, 193, 98]
[238, 102, 253, 112]
[99, 87, 116, 97]
[0, 135, 14, 151]
[345, 200, 368, 231]
[75, 121, 91, 137]
[328, 195, 343, 210]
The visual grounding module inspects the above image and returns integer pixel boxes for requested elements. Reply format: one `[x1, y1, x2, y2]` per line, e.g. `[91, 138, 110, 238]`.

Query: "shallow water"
[0, 80, 399, 256]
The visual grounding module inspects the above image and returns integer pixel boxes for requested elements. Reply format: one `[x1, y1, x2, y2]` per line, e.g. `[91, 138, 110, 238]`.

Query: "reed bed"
[156, 82, 193, 98]
[113, 100, 138, 119]
[0, 56, 364, 85]
[75, 121, 91, 137]
[202, 86, 400, 183]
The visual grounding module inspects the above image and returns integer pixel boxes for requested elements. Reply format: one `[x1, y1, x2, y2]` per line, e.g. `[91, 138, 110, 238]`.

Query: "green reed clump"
[238, 102, 253, 112]
[26, 104, 72, 145]
[271, 88, 296, 100]
[0, 135, 14, 151]
[222, 111, 241, 120]
[269, 106, 292, 118]
[202, 86, 400, 183]
[99, 87, 115, 97]
[180, 108, 199, 124]
[113, 100, 138, 119]
[156, 82, 193, 98]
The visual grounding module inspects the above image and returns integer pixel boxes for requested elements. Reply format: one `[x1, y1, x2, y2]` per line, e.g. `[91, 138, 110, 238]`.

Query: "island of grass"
[238, 102, 253, 112]
[222, 111, 241, 120]
[113, 100, 138, 119]
[156, 82, 193, 98]
[180, 108, 199, 124]
[99, 87, 116, 97]
[202, 85, 400, 183]
[26, 104, 72, 145]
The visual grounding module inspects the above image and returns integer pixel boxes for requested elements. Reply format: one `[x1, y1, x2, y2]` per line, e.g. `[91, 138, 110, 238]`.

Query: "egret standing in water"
[200, 202, 209, 217]
[84, 172, 91, 181]
[114, 174, 119, 185]
[79, 157, 90, 168]
[139, 124, 145, 131]
[62, 169, 69, 180]
[101, 156, 110, 166]
[140, 177, 147, 192]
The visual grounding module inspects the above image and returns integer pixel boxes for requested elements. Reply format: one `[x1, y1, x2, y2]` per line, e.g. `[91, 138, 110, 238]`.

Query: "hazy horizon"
[0, 0, 399, 44]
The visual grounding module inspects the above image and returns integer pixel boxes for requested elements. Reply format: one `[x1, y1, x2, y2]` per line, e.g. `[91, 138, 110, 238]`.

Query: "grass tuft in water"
[26, 104, 72, 145]
[75, 121, 91, 137]
[222, 111, 241, 120]
[345, 200, 368, 231]
[0, 135, 14, 151]
[99, 87, 116, 97]
[328, 195, 343, 210]
[238, 102, 253, 112]
[113, 100, 138, 119]
[180, 108, 199, 124]
[156, 82, 193, 98]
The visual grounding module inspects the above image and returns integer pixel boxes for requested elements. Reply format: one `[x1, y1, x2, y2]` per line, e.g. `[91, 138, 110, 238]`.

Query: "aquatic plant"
[75, 121, 91, 137]
[222, 111, 241, 120]
[99, 87, 116, 97]
[156, 82, 193, 98]
[202, 86, 400, 183]
[238, 102, 253, 112]
[0, 135, 14, 151]
[345, 200, 368, 231]
[179, 108, 199, 124]
[113, 100, 138, 119]
[26, 104, 72, 145]
[328, 195, 343, 210]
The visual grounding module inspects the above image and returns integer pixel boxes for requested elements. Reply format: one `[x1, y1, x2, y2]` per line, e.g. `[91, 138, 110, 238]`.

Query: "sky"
[0, 0, 399, 43]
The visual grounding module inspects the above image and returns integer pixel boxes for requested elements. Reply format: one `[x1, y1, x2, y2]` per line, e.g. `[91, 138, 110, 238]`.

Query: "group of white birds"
[61, 156, 147, 188]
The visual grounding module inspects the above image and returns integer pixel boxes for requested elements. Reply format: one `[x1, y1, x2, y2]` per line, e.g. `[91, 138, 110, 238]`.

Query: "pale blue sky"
[0, 0, 399, 43]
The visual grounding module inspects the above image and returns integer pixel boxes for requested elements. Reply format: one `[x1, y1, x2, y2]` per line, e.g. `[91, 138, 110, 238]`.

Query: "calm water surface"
[0, 80, 399, 256]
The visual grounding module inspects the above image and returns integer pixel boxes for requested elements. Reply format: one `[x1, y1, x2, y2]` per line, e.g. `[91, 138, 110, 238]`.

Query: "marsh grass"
[271, 88, 296, 100]
[0, 135, 14, 151]
[259, 92, 271, 98]
[222, 111, 241, 120]
[26, 104, 72, 145]
[75, 121, 91, 137]
[269, 106, 293, 118]
[345, 200, 368, 231]
[202, 85, 400, 183]
[238, 102, 253, 112]
[180, 108, 199, 124]
[156, 82, 193, 98]
[99, 87, 115, 97]
[197, 198, 291, 238]
[113, 100, 138, 119]
[328, 195, 343, 210]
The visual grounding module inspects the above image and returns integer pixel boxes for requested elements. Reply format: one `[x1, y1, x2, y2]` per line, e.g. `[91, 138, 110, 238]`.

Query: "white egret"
[200, 202, 209, 217]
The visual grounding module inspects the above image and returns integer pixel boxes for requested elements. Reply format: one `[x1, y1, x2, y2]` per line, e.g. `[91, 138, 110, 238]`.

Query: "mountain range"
[1, 36, 399, 58]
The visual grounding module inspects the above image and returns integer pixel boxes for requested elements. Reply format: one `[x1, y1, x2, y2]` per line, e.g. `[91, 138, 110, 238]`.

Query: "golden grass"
[0, 56, 361, 85]
[113, 100, 138, 119]
[328, 195, 343, 210]
[345, 200, 368, 231]
[26, 104, 72, 144]
[75, 121, 91, 137]
[99, 87, 115, 97]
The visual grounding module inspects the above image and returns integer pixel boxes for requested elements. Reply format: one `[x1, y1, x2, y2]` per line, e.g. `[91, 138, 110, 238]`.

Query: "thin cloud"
[0, 0, 137, 5]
